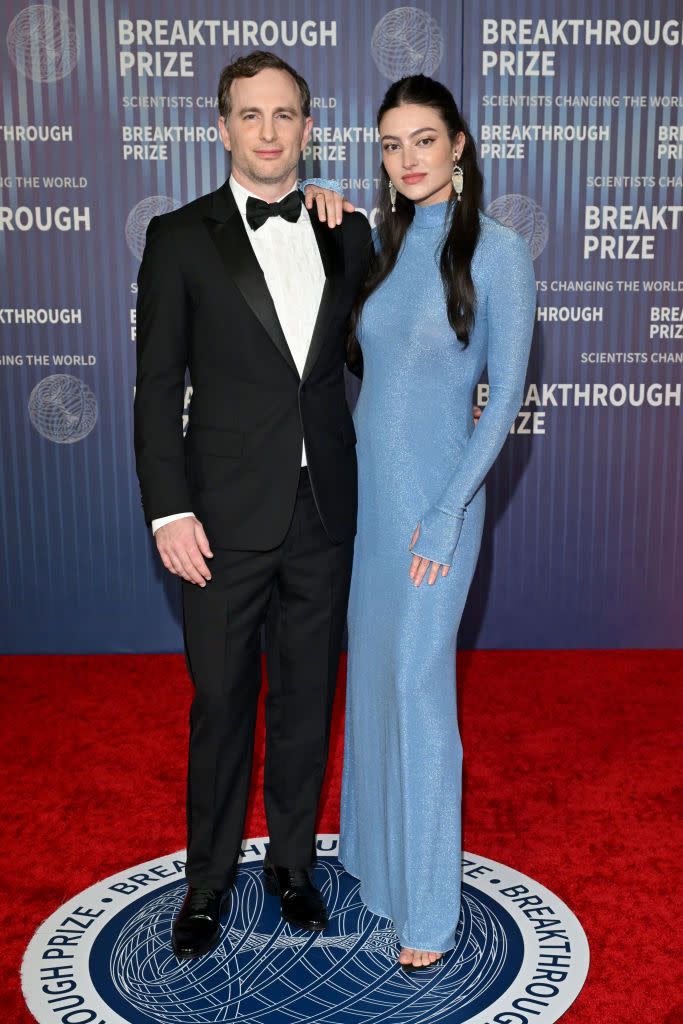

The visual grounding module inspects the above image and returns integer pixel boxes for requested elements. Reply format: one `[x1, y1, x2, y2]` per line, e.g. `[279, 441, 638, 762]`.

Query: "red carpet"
[2, 651, 681, 1023]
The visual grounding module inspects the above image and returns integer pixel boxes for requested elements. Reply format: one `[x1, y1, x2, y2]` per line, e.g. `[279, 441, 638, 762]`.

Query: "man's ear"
[218, 116, 231, 152]
[300, 115, 314, 153]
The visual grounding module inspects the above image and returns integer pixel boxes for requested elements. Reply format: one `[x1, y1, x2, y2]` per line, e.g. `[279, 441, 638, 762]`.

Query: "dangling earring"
[452, 162, 464, 202]
[389, 180, 397, 213]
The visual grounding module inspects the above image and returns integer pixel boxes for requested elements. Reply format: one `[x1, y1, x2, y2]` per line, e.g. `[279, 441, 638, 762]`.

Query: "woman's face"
[379, 102, 464, 207]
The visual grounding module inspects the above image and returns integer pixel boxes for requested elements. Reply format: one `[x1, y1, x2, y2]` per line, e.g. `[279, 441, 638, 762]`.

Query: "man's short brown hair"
[217, 50, 311, 120]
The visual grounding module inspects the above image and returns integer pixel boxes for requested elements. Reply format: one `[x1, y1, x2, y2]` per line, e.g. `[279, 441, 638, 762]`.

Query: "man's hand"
[155, 516, 213, 586]
[303, 185, 355, 227]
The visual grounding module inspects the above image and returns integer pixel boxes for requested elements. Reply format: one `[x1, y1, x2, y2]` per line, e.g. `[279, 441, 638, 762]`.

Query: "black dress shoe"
[171, 886, 227, 959]
[263, 854, 328, 931]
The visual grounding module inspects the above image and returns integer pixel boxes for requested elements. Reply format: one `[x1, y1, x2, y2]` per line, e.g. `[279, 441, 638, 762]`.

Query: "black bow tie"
[245, 190, 302, 231]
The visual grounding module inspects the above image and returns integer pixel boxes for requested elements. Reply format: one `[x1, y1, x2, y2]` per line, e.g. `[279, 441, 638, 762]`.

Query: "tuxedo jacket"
[133, 179, 372, 550]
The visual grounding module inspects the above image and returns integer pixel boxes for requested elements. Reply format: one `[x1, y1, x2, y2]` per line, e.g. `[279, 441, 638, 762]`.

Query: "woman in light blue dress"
[308, 75, 536, 970]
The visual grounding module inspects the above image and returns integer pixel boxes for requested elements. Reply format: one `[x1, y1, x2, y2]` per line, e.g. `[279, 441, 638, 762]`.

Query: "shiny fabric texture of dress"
[341, 202, 536, 951]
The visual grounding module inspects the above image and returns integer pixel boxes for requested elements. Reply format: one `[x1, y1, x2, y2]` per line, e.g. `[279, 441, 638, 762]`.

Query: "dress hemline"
[339, 856, 458, 954]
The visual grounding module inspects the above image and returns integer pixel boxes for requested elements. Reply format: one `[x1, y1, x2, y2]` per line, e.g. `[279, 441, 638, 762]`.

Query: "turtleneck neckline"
[411, 198, 451, 229]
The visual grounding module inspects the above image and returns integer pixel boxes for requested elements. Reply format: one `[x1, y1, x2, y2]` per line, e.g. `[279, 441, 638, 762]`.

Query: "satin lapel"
[203, 184, 299, 377]
[301, 210, 345, 383]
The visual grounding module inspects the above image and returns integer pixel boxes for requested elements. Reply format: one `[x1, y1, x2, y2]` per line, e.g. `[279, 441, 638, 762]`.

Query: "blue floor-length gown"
[340, 201, 536, 952]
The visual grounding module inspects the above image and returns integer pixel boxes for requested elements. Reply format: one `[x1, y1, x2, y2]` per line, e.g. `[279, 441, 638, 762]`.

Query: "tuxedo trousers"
[182, 469, 354, 889]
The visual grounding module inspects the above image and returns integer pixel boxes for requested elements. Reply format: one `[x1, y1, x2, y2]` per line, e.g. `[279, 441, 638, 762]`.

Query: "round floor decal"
[22, 836, 588, 1023]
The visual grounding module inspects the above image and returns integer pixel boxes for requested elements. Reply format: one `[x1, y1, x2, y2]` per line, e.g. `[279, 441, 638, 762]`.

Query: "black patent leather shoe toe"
[263, 854, 328, 931]
[172, 886, 227, 959]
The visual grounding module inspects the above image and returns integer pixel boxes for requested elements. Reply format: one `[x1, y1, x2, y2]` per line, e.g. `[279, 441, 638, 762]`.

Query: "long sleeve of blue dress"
[412, 228, 536, 566]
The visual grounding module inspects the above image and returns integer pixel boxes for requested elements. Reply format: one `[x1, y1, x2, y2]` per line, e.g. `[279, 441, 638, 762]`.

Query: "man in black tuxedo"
[134, 50, 371, 959]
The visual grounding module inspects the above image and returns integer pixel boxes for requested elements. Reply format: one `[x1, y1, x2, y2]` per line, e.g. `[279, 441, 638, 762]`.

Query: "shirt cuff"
[151, 512, 194, 535]
[411, 507, 465, 567]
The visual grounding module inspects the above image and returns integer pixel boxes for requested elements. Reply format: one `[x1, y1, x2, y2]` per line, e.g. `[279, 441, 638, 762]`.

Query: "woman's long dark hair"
[349, 75, 484, 365]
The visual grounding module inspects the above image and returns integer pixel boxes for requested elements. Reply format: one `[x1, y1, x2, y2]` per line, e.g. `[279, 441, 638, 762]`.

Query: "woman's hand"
[408, 525, 451, 587]
[303, 185, 356, 227]
[409, 415, 478, 585]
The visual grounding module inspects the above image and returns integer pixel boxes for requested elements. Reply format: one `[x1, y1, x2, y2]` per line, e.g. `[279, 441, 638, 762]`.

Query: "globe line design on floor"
[22, 837, 589, 1024]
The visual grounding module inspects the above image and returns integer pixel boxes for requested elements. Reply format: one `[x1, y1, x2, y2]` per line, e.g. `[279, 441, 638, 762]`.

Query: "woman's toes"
[399, 947, 443, 969]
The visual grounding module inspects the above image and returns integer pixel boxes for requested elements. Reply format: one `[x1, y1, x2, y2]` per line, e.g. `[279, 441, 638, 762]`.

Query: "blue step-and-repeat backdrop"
[1, 1, 681, 652]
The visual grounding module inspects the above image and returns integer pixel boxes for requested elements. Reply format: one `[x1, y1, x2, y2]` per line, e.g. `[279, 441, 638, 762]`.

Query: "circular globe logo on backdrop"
[28, 374, 98, 443]
[486, 194, 550, 260]
[125, 196, 181, 261]
[7, 5, 80, 82]
[22, 836, 589, 1024]
[371, 7, 444, 79]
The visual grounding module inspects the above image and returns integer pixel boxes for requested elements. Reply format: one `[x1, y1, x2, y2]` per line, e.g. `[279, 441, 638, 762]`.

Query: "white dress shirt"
[152, 175, 326, 535]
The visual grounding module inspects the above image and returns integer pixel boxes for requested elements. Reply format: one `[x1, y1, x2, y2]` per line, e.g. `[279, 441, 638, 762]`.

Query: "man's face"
[219, 68, 313, 191]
